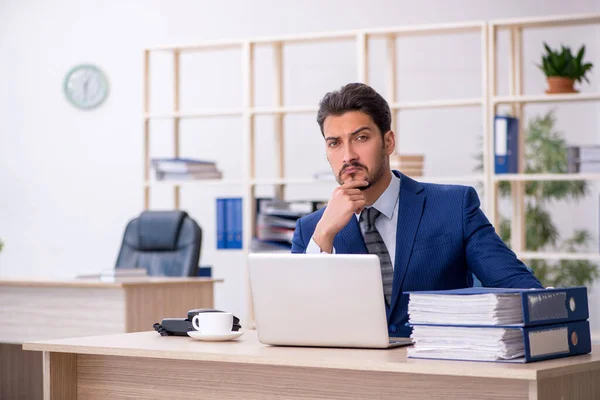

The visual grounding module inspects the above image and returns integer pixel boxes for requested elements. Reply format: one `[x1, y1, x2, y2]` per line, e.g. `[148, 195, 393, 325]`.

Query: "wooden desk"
[24, 330, 600, 400]
[1, 277, 220, 400]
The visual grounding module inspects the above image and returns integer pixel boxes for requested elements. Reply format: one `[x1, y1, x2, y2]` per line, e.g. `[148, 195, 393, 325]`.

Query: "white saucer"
[187, 330, 244, 342]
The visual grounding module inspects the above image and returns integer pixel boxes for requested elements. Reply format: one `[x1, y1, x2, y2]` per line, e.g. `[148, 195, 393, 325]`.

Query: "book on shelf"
[151, 158, 217, 172]
[155, 170, 223, 181]
[407, 287, 591, 363]
[567, 145, 600, 173]
[391, 154, 424, 163]
[390, 154, 424, 177]
[152, 157, 223, 180]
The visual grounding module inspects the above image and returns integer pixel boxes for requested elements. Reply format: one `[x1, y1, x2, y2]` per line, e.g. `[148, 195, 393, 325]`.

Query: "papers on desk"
[100, 268, 147, 282]
[74, 268, 148, 282]
[406, 287, 591, 363]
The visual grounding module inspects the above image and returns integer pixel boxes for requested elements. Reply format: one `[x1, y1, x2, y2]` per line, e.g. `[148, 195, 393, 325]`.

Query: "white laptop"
[247, 253, 413, 349]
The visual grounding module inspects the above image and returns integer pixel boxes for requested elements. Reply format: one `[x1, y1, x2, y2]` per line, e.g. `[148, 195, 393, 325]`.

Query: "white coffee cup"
[192, 312, 233, 335]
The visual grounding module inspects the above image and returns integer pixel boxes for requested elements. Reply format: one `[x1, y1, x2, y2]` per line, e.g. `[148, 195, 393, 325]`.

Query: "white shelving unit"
[143, 12, 600, 322]
[487, 13, 600, 262]
[493, 92, 600, 104]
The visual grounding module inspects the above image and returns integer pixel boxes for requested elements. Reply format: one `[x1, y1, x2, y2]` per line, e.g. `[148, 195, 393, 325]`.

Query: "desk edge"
[22, 341, 545, 380]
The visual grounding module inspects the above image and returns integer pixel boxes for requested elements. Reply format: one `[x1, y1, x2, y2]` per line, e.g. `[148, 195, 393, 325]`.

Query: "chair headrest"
[138, 210, 188, 251]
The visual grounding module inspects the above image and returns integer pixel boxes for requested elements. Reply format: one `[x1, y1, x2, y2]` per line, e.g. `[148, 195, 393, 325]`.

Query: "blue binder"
[225, 198, 236, 249]
[216, 198, 227, 249]
[408, 286, 589, 327]
[494, 115, 519, 174]
[408, 320, 591, 363]
[232, 198, 243, 249]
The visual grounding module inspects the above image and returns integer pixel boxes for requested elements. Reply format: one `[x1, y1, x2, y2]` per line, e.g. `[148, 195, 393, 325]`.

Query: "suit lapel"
[333, 216, 367, 254]
[389, 172, 425, 314]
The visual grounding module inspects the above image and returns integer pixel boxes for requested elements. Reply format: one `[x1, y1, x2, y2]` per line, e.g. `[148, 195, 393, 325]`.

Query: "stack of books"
[407, 287, 591, 363]
[152, 158, 223, 180]
[253, 199, 319, 251]
[390, 154, 424, 177]
[567, 145, 600, 173]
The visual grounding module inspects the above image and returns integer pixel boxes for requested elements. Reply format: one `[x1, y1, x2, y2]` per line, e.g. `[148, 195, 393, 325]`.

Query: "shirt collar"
[356, 172, 401, 220]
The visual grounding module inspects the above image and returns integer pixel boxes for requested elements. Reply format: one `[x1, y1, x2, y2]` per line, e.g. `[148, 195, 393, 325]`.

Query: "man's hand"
[313, 180, 368, 253]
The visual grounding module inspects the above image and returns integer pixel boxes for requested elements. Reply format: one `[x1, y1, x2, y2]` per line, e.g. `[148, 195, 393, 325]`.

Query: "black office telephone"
[153, 309, 241, 336]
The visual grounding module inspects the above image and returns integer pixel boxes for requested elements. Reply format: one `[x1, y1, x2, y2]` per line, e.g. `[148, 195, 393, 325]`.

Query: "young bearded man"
[291, 82, 543, 337]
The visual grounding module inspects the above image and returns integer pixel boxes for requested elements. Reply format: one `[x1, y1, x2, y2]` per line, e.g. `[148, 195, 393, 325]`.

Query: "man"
[291, 82, 543, 337]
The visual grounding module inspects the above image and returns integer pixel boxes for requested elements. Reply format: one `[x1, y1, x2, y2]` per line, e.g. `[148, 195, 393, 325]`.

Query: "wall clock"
[64, 64, 109, 110]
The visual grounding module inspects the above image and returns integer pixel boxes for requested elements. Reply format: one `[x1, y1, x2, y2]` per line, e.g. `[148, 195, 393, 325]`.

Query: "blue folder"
[216, 198, 227, 249]
[232, 198, 243, 249]
[407, 287, 589, 327]
[408, 320, 591, 363]
[494, 115, 519, 174]
[225, 198, 236, 248]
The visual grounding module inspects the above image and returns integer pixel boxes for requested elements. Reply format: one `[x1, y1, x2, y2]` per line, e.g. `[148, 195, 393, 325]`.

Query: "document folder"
[408, 287, 589, 327]
[408, 320, 591, 363]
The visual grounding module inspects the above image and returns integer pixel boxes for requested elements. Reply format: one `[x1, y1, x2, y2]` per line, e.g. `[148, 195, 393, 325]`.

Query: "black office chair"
[115, 210, 202, 277]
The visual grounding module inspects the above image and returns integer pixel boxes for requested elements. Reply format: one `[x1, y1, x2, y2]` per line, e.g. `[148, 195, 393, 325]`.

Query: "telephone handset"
[153, 309, 241, 336]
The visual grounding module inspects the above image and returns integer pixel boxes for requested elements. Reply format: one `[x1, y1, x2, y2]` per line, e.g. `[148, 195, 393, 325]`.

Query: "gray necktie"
[359, 207, 394, 305]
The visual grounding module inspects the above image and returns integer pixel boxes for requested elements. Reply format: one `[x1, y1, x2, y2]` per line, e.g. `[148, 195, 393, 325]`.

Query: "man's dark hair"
[316, 83, 392, 137]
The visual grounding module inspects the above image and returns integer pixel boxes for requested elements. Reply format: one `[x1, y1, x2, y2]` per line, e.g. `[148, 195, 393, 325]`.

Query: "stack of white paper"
[408, 325, 525, 361]
[408, 292, 527, 361]
[408, 293, 523, 325]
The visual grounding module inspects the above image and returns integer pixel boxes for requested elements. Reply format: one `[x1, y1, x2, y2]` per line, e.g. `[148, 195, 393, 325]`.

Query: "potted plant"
[538, 43, 593, 94]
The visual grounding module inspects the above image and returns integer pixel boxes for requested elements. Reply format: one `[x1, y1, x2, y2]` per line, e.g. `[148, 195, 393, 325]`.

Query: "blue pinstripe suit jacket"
[291, 170, 543, 337]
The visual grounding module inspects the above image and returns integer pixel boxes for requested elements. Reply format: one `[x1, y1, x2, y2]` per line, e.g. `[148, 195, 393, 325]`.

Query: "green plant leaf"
[526, 204, 559, 250]
[528, 259, 551, 285]
[576, 45, 585, 63]
[500, 218, 511, 244]
[554, 260, 599, 287]
[499, 181, 511, 197]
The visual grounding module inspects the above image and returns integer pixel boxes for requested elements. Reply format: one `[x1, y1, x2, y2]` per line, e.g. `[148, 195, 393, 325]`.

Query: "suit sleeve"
[462, 186, 543, 289]
[291, 218, 306, 253]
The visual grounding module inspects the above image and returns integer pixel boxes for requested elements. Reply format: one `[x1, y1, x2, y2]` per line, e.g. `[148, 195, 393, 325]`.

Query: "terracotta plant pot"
[546, 77, 578, 94]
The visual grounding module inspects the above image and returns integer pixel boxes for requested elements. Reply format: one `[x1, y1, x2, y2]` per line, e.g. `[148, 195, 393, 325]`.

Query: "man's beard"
[335, 152, 386, 190]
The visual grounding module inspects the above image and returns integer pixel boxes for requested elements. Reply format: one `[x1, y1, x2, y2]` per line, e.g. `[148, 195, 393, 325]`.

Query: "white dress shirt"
[306, 173, 401, 269]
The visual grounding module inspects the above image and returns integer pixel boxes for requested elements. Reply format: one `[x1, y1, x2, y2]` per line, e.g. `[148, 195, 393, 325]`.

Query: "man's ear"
[384, 130, 396, 156]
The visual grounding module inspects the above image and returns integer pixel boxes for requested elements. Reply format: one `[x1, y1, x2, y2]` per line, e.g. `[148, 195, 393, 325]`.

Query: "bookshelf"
[143, 13, 600, 323]
[487, 13, 600, 262]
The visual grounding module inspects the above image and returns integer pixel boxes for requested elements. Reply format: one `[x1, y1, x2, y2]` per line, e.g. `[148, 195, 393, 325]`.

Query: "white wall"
[1, 0, 599, 328]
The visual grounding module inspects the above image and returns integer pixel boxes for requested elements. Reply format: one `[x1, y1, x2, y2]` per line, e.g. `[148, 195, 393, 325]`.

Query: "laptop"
[247, 253, 413, 349]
